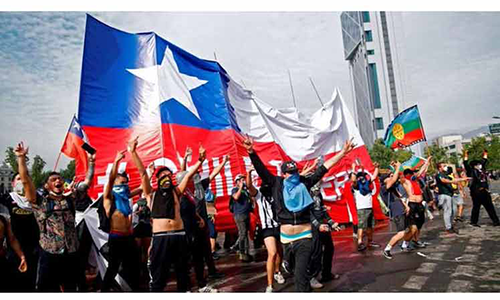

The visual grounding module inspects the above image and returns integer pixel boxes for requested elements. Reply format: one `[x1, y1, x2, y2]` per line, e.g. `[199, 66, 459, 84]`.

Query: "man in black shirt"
[243, 135, 354, 292]
[464, 150, 500, 227]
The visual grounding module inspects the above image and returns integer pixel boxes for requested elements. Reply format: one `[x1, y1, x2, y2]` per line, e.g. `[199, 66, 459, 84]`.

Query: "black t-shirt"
[75, 194, 92, 212]
[436, 173, 454, 196]
[0, 194, 40, 255]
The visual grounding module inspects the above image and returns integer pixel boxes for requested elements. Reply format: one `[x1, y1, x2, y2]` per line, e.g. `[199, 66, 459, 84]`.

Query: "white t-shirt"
[353, 189, 373, 210]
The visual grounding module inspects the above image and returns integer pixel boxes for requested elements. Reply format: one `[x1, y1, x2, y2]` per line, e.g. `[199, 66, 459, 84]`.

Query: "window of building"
[365, 30, 373, 42]
[375, 118, 384, 130]
[369, 63, 382, 109]
[362, 12, 370, 22]
[367, 49, 375, 55]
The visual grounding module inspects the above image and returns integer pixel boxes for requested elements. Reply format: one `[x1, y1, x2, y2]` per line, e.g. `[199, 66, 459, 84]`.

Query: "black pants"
[470, 188, 500, 225]
[191, 228, 217, 288]
[149, 232, 189, 292]
[308, 228, 335, 279]
[36, 250, 79, 292]
[283, 238, 312, 292]
[7, 246, 38, 291]
[234, 214, 250, 255]
[0, 255, 13, 291]
[102, 235, 141, 291]
[76, 220, 93, 291]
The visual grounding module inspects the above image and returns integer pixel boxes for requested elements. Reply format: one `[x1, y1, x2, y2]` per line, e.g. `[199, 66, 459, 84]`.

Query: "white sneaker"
[274, 272, 285, 284]
[310, 277, 324, 289]
[265, 285, 273, 293]
[198, 286, 218, 293]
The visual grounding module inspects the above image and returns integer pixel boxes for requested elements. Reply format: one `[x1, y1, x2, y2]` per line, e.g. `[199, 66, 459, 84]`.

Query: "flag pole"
[55, 114, 77, 171]
[309, 77, 324, 107]
[288, 69, 297, 109]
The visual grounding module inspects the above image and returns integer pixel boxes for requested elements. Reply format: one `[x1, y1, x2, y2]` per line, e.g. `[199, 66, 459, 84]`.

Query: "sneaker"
[413, 240, 426, 249]
[212, 252, 220, 261]
[282, 261, 293, 274]
[368, 242, 381, 248]
[208, 272, 224, 280]
[469, 223, 481, 228]
[265, 285, 273, 293]
[320, 273, 340, 282]
[352, 233, 358, 238]
[198, 286, 218, 293]
[400, 244, 413, 252]
[274, 272, 285, 284]
[310, 277, 324, 289]
[357, 243, 367, 252]
[383, 249, 393, 259]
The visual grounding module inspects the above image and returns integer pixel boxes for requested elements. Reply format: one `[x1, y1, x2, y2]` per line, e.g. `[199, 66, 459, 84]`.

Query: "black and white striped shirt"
[255, 191, 279, 229]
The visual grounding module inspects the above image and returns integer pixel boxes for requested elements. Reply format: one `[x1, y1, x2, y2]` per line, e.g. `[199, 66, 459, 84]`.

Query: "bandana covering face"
[283, 173, 314, 212]
[112, 184, 132, 217]
[357, 173, 372, 196]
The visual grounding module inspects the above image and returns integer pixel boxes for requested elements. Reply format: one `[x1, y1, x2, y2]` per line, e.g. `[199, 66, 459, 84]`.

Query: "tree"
[4, 147, 30, 173]
[31, 155, 47, 189]
[464, 135, 500, 170]
[60, 160, 76, 182]
[369, 139, 414, 169]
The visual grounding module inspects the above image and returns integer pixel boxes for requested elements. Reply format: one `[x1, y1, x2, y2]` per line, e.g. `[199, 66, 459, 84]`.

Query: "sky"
[0, 11, 499, 169]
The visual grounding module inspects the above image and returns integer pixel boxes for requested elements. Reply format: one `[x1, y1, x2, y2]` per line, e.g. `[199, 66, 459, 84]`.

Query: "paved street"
[184, 181, 500, 292]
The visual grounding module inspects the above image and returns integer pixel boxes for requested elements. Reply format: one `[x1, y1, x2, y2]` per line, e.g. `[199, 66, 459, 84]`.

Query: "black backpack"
[96, 196, 115, 233]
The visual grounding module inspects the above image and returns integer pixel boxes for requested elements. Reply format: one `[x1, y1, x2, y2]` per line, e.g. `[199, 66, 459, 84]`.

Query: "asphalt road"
[163, 181, 500, 292]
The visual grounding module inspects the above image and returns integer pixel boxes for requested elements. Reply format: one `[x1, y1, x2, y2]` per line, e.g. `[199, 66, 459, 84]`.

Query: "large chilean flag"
[77, 15, 385, 233]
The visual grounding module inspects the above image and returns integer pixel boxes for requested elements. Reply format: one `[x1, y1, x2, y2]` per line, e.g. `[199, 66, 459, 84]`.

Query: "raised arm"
[243, 136, 276, 185]
[246, 167, 258, 197]
[372, 162, 380, 181]
[177, 144, 206, 195]
[14, 142, 36, 203]
[180, 147, 192, 172]
[481, 150, 488, 169]
[323, 138, 356, 170]
[128, 136, 152, 197]
[416, 156, 432, 178]
[103, 150, 126, 217]
[385, 161, 401, 189]
[463, 150, 472, 176]
[77, 153, 96, 193]
[209, 155, 229, 182]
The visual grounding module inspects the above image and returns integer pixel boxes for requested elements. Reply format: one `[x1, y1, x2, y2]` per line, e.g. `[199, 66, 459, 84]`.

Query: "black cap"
[281, 161, 298, 174]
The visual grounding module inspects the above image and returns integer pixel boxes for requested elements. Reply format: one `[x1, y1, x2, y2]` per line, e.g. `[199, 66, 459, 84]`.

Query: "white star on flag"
[127, 46, 208, 120]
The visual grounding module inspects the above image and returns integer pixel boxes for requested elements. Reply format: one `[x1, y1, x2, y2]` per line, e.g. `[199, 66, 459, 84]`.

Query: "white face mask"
[475, 165, 483, 171]
[13, 181, 24, 196]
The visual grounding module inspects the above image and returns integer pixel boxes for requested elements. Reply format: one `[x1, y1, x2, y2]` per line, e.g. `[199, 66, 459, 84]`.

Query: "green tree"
[449, 153, 460, 168]
[368, 139, 394, 168]
[4, 147, 30, 173]
[464, 135, 500, 170]
[31, 155, 47, 189]
[369, 139, 414, 169]
[60, 160, 76, 182]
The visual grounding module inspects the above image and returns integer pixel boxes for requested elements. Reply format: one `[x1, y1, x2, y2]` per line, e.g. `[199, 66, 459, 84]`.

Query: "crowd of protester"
[0, 139, 499, 293]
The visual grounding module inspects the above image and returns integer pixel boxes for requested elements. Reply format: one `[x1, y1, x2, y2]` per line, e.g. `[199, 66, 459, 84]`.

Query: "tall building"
[0, 163, 14, 194]
[340, 12, 407, 148]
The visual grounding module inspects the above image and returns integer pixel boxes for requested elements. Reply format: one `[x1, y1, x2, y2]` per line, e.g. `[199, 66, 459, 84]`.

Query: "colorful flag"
[77, 15, 384, 234]
[383, 105, 426, 149]
[400, 155, 426, 171]
[60, 115, 90, 173]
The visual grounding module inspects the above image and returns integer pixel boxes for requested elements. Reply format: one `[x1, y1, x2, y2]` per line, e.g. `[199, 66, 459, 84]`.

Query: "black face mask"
[158, 175, 173, 192]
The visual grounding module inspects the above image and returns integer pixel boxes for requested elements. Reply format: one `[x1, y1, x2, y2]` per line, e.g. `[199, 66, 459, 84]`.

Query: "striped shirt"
[255, 191, 279, 230]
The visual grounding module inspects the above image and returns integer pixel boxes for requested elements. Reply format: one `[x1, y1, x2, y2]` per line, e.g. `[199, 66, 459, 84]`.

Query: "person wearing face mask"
[435, 162, 470, 235]
[351, 161, 380, 252]
[142, 144, 207, 292]
[464, 150, 500, 227]
[13, 142, 80, 291]
[0, 172, 40, 291]
[101, 138, 143, 291]
[243, 135, 355, 292]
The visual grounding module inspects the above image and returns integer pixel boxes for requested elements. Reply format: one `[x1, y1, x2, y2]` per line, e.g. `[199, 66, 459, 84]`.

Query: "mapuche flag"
[400, 155, 426, 171]
[383, 105, 426, 149]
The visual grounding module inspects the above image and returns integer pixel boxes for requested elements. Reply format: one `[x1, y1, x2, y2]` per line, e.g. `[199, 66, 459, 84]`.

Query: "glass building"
[340, 11, 407, 148]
